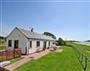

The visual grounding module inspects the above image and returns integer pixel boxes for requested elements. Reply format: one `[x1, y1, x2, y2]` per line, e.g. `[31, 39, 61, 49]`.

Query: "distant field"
[66, 42, 90, 71]
[67, 42, 90, 57]
[0, 39, 5, 50]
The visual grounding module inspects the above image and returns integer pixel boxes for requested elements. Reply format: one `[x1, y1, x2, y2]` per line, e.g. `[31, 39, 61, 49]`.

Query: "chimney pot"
[31, 28, 34, 32]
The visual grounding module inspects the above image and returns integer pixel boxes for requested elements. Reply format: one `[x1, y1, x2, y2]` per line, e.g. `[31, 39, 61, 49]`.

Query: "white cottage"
[6, 27, 56, 54]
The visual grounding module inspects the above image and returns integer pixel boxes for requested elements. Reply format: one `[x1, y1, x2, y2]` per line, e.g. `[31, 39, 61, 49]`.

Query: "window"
[8, 40, 12, 47]
[30, 41, 32, 48]
[53, 42, 54, 44]
[37, 41, 40, 47]
[14, 40, 19, 48]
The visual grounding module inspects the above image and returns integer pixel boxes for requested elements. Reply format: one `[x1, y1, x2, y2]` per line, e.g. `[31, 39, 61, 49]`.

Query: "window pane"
[30, 41, 32, 48]
[8, 40, 12, 47]
[14, 40, 19, 48]
[37, 41, 40, 47]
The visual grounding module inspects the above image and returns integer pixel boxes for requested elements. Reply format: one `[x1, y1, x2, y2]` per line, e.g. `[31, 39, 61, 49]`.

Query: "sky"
[0, 0, 90, 41]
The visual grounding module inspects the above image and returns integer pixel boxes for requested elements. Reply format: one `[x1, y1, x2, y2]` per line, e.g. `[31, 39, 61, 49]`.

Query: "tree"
[43, 32, 56, 39]
[85, 40, 90, 42]
[57, 38, 65, 45]
[0, 36, 5, 39]
[0, 36, 5, 44]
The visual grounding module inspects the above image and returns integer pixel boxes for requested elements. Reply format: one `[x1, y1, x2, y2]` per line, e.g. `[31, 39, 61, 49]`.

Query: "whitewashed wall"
[28, 39, 44, 53]
[49, 41, 54, 47]
[28, 39, 54, 54]
[46, 41, 49, 48]
[6, 28, 55, 54]
[6, 28, 28, 54]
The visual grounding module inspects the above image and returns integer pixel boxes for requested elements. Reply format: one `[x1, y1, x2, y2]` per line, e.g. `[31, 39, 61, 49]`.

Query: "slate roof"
[17, 27, 56, 41]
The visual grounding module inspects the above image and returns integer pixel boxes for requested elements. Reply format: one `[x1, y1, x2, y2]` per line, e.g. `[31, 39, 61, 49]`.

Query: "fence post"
[13, 49, 15, 58]
[0, 52, 2, 62]
[2, 51, 3, 62]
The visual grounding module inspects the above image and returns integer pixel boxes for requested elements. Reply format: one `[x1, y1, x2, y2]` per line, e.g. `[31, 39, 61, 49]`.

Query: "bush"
[57, 38, 66, 45]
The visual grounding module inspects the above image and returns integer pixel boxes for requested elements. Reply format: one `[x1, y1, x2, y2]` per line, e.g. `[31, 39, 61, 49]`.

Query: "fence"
[71, 45, 90, 71]
[0, 48, 21, 62]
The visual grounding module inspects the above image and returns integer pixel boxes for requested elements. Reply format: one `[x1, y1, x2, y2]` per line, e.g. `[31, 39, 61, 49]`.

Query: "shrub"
[57, 38, 66, 45]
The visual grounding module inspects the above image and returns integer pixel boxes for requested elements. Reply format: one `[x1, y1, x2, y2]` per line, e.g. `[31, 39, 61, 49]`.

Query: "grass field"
[66, 42, 90, 71]
[15, 44, 89, 71]
[0, 40, 89, 71]
[4, 57, 23, 67]
[0, 39, 5, 50]
[67, 42, 90, 57]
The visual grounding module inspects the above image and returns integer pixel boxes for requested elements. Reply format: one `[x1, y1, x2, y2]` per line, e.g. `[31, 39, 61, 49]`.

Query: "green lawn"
[67, 42, 90, 57]
[4, 57, 23, 67]
[66, 42, 90, 71]
[0, 39, 5, 50]
[15, 46, 84, 71]
[10, 57, 22, 63]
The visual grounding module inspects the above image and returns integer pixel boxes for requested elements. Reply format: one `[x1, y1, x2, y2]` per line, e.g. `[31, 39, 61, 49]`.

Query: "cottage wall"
[28, 39, 54, 53]
[6, 28, 55, 54]
[6, 28, 28, 54]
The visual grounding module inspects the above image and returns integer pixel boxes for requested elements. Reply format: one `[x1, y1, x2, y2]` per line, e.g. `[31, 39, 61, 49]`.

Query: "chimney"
[31, 28, 34, 32]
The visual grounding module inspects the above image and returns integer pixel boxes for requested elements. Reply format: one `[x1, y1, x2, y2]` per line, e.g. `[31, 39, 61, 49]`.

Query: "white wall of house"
[6, 28, 28, 54]
[46, 41, 49, 48]
[28, 39, 44, 54]
[50, 41, 54, 47]
[27, 40, 54, 54]
[6, 28, 55, 54]
[28, 40, 37, 54]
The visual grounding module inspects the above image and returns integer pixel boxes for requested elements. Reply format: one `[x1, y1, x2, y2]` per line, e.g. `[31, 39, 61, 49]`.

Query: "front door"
[43, 41, 46, 50]
[14, 40, 19, 49]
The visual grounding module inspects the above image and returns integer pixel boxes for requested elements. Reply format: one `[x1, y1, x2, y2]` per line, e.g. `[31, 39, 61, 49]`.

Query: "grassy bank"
[15, 46, 83, 71]
[0, 39, 5, 50]
[4, 57, 23, 67]
[66, 42, 90, 71]
[66, 42, 90, 57]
